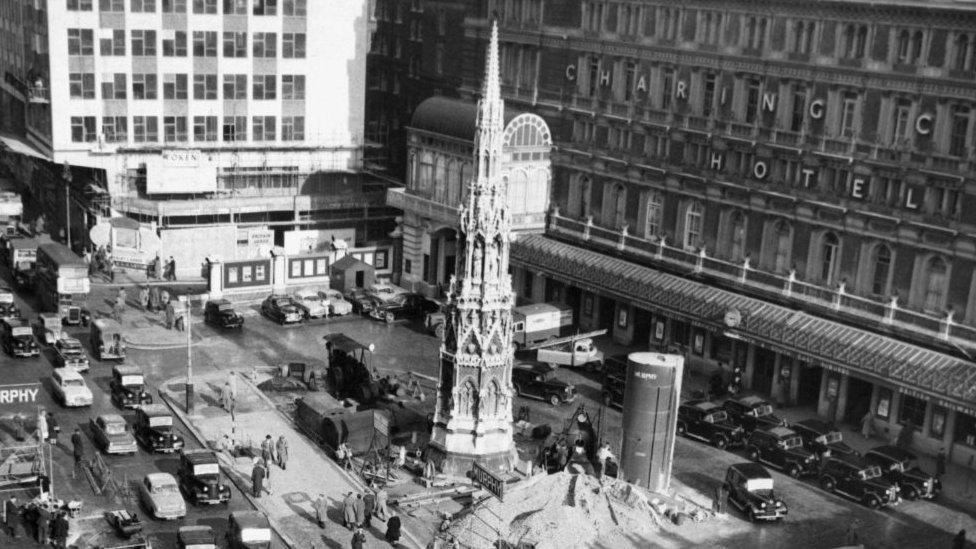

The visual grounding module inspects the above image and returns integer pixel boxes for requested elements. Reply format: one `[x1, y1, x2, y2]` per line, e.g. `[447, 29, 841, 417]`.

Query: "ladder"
[522, 329, 608, 352]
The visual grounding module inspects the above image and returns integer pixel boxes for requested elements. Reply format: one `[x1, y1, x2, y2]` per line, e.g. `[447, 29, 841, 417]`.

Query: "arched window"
[773, 221, 791, 273]
[911, 31, 924, 64]
[923, 256, 948, 312]
[897, 30, 911, 63]
[954, 34, 970, 71]
[729, 211, 746, 262]
[683, 201, 704, 250]
[793, 22, 805, 53]
[580, 177, 592, 218]
[644, 191, 662, 238]
[610, 183, 626, 229]
[820, 232, 840, 284]
[870, 244, 892, 296]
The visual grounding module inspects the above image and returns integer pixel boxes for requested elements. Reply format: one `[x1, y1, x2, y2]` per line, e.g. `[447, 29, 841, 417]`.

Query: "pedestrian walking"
[168, 256, 177, 281]
[263, 456, 273, 483]
[160, 289, 170, 308]
[165, 302, 175, 330]
[251, 458, 266, 498]
[113, 298, 124, 323]
[139, 287, 150, 310]
[220, 382, 232, 413]
[351, 526, 367, 549]
[276, 435, 289, 470]
[118, 287, 127, 306]
[937, 448, 947, 480]
[860, 409, 875, 439]
[596, 442, 614, 480]
[338, 442, 353, 470]
[354, 493, 365, 527]
[51, 512, 68, 549]
[4, 496, 20, 538]
[374, 486, 389, 521]
[714, 483, 728, 514]
[261, 435, 274, 463]
[363, 489, 376, 528]
[952, 529, 967, 549]
[36, 503, 51, 545]
[342, 492, 357, 530]
[71, 428, 85, 467]
[22, 502, 37, 541]
[385, 515, 402, 545]
[313, 494, 329, 528]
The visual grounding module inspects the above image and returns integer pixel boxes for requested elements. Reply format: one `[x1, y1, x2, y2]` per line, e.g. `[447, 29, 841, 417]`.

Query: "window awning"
[511, 234, 976, 415]
[0, 135, 49, 160]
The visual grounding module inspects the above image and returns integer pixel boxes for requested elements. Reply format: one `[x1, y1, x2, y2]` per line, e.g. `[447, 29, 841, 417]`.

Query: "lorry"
[535, 335, 605, 371]
[512, 303, 574, 349]
[0, 190, 23, 240]
[8, 237, 40, 290]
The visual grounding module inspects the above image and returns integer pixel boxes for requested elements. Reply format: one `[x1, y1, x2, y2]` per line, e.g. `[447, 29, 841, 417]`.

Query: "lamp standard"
[183, 296, 194, 413]
[61, 161, 72, 250]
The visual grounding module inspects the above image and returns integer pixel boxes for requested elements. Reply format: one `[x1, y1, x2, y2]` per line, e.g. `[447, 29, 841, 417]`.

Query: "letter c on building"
[915, 113, 933, 136]
[809, 99, 825, 120]
[565, 64, 577, 81]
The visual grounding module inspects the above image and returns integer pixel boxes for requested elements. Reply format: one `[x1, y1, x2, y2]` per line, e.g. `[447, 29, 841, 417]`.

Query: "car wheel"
[676, 423, 686, 436]
[747, 447, 760, 461]
[385, 312, 395, 324]
[712, 436, 728, 450]
[548, 394, 561, 406]
[820, 476, 835, 492]
[786, 464, 801, 479]
[748, 508, 757, 523]
[903, 486, 918, 501]
[864, 495, 880, 509]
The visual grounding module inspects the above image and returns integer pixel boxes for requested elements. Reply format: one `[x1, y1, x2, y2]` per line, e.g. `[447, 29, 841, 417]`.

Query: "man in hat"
[313, 494, 329, 529]
[251, 458, 266, 498]
[4, 495, 20, 538]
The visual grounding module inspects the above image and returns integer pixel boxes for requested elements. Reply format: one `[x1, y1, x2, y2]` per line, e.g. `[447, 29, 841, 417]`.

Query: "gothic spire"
[473, 19, 504, 188]
[480, 19, 502, 129]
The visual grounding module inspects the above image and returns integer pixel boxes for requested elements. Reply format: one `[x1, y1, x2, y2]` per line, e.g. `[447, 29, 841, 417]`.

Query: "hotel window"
[252, 75, 276, 100]
[745, 79, 760, 123]
[222, 116, 246, 141]
[163, 116, 188, 142]
[253, 0, 276, 15]
[282, 33, 306, 58]
[253, 33, 277, 58]
[163, 73, 188, 100]
[842, 24, 867, 59]
[70, 116, 97, 142]
[790, 90, 806, 132]
[131, 30, 157, 57]
[896, 29, 924, 65]
[69, 73, 95, 99]
[252, 116, 276, 141]
[870, 244, 892, 296]
[283, 0, 306, 16]
[223, 74, 247, 99]
[644, 192, 662, 238]
[223, 0, 247, 14]
[923, 256, 948, 312]
[580, 177, 591, 218]
[223, 32, 247, 57]
[101, 116, 127, 142]
[949, 105, 971, 157]
[875, 176, 902, 207]
[585, 2, 604, 32]
[586, 56, 600, 97]
[101, 73, 127, 99]
[68, 29, 94, 56]
[131, 0, 155, 12]
[773, 221, 791, 273]
[820, 232, 839, 285]
[163, 31, 187, 56]
[192, 31, 217, 57]
[193, 116, 218, 142]
[898, 394, 927, 427]
[281, 75, 305, 99]
[192, 0, 217, 13]
[281, 116, 304, 141]
[132, 74, 157, 99]
[162, 0, 186, 12]
[840, 92, 858, 138]
[702, 73, 715, 116]
[623, 61, 636, 101]
[683, 201, 703, 250]
[68, 0, 93, 9]
[661, 69, 674, 109]
[608, 184, 626, 229]
[133, 116, 158, 142]
[728, 211, 746, 262]
[954, 413, 976, 447]
[952, 33, 975, 72]
[193, 74, 217, 99]
[100, 29, 125, 56]
[892, 99, 912, 143]
[661, 7, 677, 40]
[791, 21, 815, 54]
[745, 17, 766, 50]
[99, 0, 124, 10]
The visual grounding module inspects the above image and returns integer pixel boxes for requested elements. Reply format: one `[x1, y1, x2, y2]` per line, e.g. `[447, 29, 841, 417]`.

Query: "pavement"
[158, 369, 424, 549]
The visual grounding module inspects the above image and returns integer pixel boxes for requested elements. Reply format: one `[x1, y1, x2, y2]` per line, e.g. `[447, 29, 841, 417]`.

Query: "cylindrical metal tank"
[619, 352, 684, 494]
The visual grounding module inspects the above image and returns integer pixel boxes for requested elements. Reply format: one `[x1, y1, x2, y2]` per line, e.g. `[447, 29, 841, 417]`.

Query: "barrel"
[619, 352, 684, 494]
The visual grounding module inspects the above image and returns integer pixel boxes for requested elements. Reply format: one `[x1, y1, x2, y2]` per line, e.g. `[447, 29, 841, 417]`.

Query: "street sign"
[0, 383, 42, 414]
[470, 462, 506, 501]
[373, 410, 390, 437]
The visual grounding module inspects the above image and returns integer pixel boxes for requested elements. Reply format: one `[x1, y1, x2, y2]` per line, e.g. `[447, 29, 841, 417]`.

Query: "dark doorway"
[566, 286, 582, 319]
[545, 279, 565, 303]
[796, 362, 822, 407]
[844, 376, 874, 427]
[633, 309, 652, 349]
[429, 239, 440, 284]
[751, 348, 776, 395]
[355, 270, 365, 288]
[598, 296, 616, 331]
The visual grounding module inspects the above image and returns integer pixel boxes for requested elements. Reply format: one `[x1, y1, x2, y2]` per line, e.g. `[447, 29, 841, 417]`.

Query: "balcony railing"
[547, 212, 976, 354]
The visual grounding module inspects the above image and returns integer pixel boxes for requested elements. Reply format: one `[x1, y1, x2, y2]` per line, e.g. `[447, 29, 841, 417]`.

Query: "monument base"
[426, 442, 516, 479]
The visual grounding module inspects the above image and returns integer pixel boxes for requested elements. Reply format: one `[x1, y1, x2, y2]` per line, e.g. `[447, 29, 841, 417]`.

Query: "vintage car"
[91, 318, 126, 361]
[344, 288, 377, 314]
[864, 445, 940, 500]
[818, 453, 901, 508]
[317, 289, 353, 316]
[133, 404, 185, 453]
[226, 511, 272, 549]
[677, 400, 747, 450]
[203, 299, 244, 330]
[260, 295, 304, 325]
[90, 413, 138, 455]
[178, 525, 217, 549]
[138, 472, 187, 520]
[52, 367, 94, 408]
[365, 281, 408, 304]
[110, 365, 154, 409]
[724, 463, 789, 522]
[601, 372, 626, 409]
[0, 286, 18, 319]
[53, 337, 90, 373]
[512, 363, 577, 406]
[723, 395, 788, 433]
[2, 317, 39, 357]
[177, 449, 231, 505]
[791, 419, 858, 461]
[745, 426, 819, 478]
[62, 303, 91, 327]
[291, 291, 330, 319]
[34, 314, 63, 345]
[369, 293, 440, 323]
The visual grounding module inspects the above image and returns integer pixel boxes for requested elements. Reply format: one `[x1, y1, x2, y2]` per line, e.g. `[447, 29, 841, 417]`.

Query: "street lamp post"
[61, 161, 72, 250]
[184, 297, 194, 414]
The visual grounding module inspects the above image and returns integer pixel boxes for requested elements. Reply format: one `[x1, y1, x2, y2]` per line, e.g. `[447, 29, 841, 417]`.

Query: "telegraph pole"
[184, 297, 194, 413]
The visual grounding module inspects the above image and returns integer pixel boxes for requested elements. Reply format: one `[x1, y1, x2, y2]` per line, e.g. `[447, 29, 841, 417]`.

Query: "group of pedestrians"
[3, 496, 70, 548]
[250, 434, 290, 498]
[341, 484, 398, 548]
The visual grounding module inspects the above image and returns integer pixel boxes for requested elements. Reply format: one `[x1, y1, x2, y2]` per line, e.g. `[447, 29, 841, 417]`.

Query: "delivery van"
[512, 303, 574, 349]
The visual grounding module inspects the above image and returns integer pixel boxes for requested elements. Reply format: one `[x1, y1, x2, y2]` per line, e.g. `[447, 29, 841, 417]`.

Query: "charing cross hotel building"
[439, 0, 976, 465]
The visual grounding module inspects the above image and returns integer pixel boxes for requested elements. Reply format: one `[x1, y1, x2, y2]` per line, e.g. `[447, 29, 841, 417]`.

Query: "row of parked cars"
[254, 282, 442, 327]
[672, 394, 941, 519]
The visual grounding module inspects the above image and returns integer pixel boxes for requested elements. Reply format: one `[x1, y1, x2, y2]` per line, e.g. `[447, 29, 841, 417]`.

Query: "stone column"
[834, 374, 850, 425]
[770, 353, 782, 403]
[743, 343, 757, 390]
[271, 248, 287, 294]
[816, 373, 830, 418]
[788, 359, 801, 406]
[208, 259, 223, 299]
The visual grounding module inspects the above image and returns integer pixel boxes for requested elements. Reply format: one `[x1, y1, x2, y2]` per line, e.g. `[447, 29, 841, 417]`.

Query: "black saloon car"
[677, 400, 746, 450]
[724, 463, 788, 522]
[723, 395, 787, 433]
[178, 449, 231, 505]
[134, 404, 185, 453]
[2, 317, 39, 357]
[110, 365, 154, 409]
[204, 299, 244, 330]
[344, 288, 376, 314]
[864, 445, 940, 500]
[818, 454, 901, 508]
[369, 293, 440, 323]
[512, 363, 577, 406]
[790, 419, 858, 461]
[745, 426, 819, 478]
[601, 372, 625, 408]
[260, 295, 303, 325]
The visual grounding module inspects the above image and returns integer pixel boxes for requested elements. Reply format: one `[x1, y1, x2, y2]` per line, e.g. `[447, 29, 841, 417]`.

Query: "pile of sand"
[447, 473, 664, 549]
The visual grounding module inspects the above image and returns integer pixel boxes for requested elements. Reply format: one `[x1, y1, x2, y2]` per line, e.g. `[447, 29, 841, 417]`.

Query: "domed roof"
[409, 96, 519, 142]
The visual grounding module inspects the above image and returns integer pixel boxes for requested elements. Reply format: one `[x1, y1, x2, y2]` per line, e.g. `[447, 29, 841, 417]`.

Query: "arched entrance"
[425, 226, 457, 295]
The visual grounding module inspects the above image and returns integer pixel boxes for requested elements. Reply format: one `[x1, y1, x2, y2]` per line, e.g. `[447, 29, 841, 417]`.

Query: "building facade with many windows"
[447, 1, 976, 465]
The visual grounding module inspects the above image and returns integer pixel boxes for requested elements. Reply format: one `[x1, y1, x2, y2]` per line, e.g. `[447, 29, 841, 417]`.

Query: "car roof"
[735, 395, 767, 406]
[230, 511, 271, 529]
[830, 453, 869, 468]
[98, 413, 126, 424]
[178, 526, 215, 543]
[729, 462, 772, 479]
[793, 419, 834, 434]
[54, 367, 84, 380]
[113, 365, 144, 376]
[4, 318, 29, 328]
[867, 445, 916, 461]
[60, 338, 82, 347]
[687, 400, 721, 412]
[146, 472, 177, 485]
[208, 299, 231, 306]
[137, 403, 171, 417]
[93, 318, 123, 330]
[764, 426, 797, 438]
[182, 449, 219, 464]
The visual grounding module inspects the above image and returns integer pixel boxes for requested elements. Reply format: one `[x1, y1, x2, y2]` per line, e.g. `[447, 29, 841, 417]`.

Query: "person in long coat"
[251, 459, 266, 498]
[313, 494, 329, 528]
[36, 503, 51, 545]
[275, 435, 289, 470]
[353, 493, 365, 528]
[342, 492, 357, 530]
[4, 496, 20, 538]
[261, 435, 274, 463]
[374, 486, 389, 521]
[51, 512, 68, 549]
[385, 515, 401, 545]
[363, 489, 376, 528]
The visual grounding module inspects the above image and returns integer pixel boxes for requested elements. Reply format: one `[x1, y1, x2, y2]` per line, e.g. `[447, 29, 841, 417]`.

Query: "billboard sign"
[470, 462, 506, 501]
[0, 383, 42, 414]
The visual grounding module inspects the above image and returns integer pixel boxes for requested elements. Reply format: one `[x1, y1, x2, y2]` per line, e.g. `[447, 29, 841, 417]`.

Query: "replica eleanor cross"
[428, 21, 517, 476]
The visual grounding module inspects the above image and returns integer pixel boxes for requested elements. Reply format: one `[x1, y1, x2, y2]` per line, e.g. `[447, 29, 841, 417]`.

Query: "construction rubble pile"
[444, 472, 714, 549]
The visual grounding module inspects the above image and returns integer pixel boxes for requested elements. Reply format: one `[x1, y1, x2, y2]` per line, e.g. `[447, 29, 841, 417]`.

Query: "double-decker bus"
[36, 242, 90, 325]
